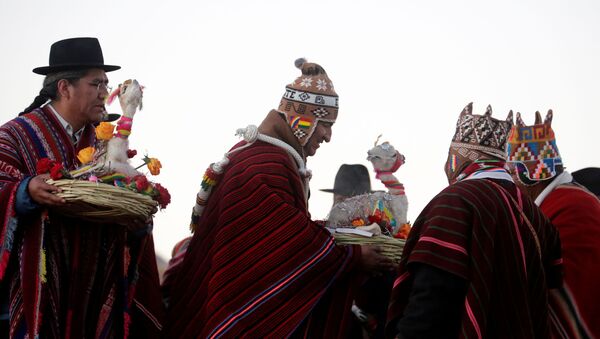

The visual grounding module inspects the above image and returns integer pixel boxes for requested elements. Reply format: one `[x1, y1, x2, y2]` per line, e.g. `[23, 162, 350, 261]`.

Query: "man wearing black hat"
[322, 164, 394, 339]
[321, 164, 374, 205]
[0, 38, 163, 338]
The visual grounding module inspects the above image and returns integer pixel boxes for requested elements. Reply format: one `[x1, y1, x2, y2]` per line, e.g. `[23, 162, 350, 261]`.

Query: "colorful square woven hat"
[450, 102, 513, 159]
[506, 110, 563, 185]
[277, 58, 338, 146]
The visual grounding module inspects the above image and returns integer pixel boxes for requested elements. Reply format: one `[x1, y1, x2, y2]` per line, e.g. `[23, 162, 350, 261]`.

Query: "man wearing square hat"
[0, 38, 163, 338]
[387, 103, 562, 338]
[162, 59, 394, 338]
[506, 110, 600, 338]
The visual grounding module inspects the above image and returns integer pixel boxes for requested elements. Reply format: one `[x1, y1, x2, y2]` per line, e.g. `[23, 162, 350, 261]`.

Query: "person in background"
[0, 37, 163, 338]
[162, 59, 394, 338]
[321, 164, 374, 204]
[322, 163, 394, 339]
[572, 167, 600, 197]
[386, 103, 562, 338]
[506, 110, 600, 338]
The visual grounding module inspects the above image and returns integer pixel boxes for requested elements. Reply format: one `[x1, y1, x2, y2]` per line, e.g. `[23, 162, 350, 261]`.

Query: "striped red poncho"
[162, 141, 362, 338]
[541, 183, 600, 338]
[0, 107, 164, 338]
[387, 178, 562, 338]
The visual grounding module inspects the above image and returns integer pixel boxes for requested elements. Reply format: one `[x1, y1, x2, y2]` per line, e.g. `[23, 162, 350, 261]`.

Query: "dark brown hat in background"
[321, 164, 373, 197]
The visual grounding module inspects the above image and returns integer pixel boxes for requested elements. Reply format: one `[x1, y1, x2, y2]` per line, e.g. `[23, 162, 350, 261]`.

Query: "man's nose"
[323, 128, 332, 142]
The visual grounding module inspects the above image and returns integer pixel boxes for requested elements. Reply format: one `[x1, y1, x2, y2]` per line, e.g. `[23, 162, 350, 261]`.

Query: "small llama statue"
[366, 137, 409, 235]
[98, 79, 144, 177]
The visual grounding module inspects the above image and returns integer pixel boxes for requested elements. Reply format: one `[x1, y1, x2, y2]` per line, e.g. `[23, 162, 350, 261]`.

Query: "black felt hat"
[321, 164, 373, 196]
[33, 37, 120, 75]
[572, 167, 600, 196]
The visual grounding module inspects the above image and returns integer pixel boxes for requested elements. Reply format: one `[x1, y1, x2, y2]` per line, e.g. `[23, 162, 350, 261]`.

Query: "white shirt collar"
[462, 169, 515, 183]
[47, 104, 84, 144]
[535, 171, 573, 206]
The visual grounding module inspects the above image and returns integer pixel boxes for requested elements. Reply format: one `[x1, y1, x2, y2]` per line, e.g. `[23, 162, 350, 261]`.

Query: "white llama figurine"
[99, 79, 144, 177]
[366, 139, 409, 231]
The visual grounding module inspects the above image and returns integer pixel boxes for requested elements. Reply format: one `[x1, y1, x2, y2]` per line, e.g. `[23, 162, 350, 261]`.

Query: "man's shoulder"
[433, 179, 517, 210]
[231, 141, 294, 163]
[546, 183, 600, 209]
[440, 178, 498, 195]
[1, 109, 45, 129]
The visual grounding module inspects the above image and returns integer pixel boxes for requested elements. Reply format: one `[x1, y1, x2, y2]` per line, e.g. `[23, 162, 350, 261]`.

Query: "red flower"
[36, 158, 54, 174]
[127, 149, 137, 159]
[49, 163, 64, 180]
[154, 183, 171, 209]
[133, 175, 149, 191]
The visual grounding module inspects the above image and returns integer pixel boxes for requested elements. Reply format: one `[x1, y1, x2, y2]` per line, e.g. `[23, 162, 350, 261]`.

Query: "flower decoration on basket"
[326, 192, 407, 263]
[38, 79, 170, 224]
[324, 139, 411, 263]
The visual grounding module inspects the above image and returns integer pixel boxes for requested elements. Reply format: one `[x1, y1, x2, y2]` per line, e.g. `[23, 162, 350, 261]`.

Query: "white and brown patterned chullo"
[277, 58, 338, 146]
[451, 102, 513, 159]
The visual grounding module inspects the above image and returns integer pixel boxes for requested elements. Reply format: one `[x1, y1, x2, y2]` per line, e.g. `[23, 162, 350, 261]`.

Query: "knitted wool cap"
[450, 102, 513, 159]
[506, 110, 563, 185]
[277, 58, 338, 146]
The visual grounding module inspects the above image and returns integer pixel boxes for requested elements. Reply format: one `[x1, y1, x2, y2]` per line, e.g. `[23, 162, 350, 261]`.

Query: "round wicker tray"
[47, 179, 158, 224]
[333, 233, 406, 263]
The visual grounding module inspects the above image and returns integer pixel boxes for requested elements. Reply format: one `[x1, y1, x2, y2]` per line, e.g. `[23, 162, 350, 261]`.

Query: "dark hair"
[20, 69, 89, 115]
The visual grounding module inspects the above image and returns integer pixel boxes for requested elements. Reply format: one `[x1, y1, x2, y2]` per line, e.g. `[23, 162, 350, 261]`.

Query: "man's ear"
[56, 79, 72, 100]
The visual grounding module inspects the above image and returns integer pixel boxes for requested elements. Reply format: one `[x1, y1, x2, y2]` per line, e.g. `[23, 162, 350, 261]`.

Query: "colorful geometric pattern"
[506, 110, 562, 185]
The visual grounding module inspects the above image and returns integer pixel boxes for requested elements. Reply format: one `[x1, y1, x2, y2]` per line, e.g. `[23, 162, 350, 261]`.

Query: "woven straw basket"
[333, 233, 406, 263]
[47, 179, 157, 224]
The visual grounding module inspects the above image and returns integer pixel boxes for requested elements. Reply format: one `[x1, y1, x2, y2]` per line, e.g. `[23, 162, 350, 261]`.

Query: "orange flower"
[394, 223, 412, 239]
[351, 218, 366, 227]
[95, 122, 115, 141]
[77, 147, 95, 164]
[147, 158, 162, 175]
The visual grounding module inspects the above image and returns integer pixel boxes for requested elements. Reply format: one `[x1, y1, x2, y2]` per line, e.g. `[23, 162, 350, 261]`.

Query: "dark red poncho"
[0, 107, 164, 338]
[387, 178, 562, 338]
[162, 141, 362, 338]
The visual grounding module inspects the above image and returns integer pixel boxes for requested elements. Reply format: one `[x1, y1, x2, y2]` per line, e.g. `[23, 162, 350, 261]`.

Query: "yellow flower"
[147, 158, 162, 175]
[77, 147, 95, 164]
[95, 122, 115, 141]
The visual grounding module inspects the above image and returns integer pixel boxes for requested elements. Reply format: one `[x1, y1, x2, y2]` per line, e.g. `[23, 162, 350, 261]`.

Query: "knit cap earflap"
[277, 58, 339, 146]
[506, 110, 563, 185]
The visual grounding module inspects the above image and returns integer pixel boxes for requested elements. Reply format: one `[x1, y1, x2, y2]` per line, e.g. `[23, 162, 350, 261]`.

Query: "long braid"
[20, 69, 88, 115]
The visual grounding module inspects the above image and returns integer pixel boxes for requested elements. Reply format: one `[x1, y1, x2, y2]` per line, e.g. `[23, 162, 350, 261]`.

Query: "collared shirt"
[535, 171, 573, 206]
[46, 104, 84, 144]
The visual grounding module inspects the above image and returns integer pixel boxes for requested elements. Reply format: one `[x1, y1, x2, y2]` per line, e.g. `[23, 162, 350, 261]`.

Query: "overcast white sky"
[1, 0, 599, 259]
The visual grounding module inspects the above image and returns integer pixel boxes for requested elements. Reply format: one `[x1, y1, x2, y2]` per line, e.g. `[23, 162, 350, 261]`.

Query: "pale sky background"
[1, 0, 599, 260]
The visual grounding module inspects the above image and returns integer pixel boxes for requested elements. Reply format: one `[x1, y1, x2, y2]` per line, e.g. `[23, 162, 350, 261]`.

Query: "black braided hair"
[20, 69, 88, 115]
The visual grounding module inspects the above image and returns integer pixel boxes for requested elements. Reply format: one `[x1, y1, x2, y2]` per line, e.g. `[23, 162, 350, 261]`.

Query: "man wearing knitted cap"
[386, 103, 562, 338]
[162, 59, 394, 338]
[506, 110, 600, 338]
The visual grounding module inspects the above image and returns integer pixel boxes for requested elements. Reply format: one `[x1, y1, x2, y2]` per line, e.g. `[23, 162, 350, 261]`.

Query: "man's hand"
[27, 174, 66, 206]
[359, 245, 396, 274]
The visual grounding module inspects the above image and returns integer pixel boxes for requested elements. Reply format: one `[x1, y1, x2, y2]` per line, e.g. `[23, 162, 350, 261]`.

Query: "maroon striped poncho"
[386, 178, 562, 338]
[0, 107, 164, 338]
[541, 183, 600, 338]
[162, 141, 362, 338]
